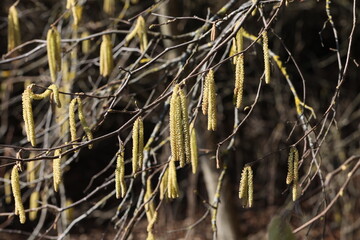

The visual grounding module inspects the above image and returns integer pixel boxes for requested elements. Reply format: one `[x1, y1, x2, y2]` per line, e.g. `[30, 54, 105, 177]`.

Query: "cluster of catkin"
[286, 146, 299, 201]
[47, 26, 62, 83]
[22, 84, 61, 146]
[160, 159, 179, 199]
[66, 0, 83, 28]
[239, 165, 254, 208]
[7, 3, 21, 52]
[202, 70, 217, 131]
[125, 16, 148, 52]
[69, 97, 93, 149]
[99, 35, 114, 77]
[169, 85, 191, 167]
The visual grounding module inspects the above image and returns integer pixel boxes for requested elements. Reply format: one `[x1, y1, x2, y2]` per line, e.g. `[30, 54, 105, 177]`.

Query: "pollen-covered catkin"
[4, 171, 12, 204]
[99, 35, 114, 77]
[81, 31, 90, 54]
[77, 97, 93, 149]
[159, 167, 169, 200]
[22, 86, 36, 146]
[125, 16, 148, 52]
[11, 165, 26, 224]
[47, 26, 62, 83]
[132, 117, 144, 175]
[144, 178, 155, 221]
[167, 159, 179, 199]
[207, 71, 217, 131]
[115, 145, 126, 199]
[234, 28, 245, 109]
[7, 4, 21, 52]
[286, 148, 294, 185]
[29, 191, 39, 221]
[69, 98, 78, 147]
[239, 165, 253, 208]
[53, 149, 62, 192]
[262, 30, 270, 84]
[169, 85, 191, 167]
[190, 123, 198, 174]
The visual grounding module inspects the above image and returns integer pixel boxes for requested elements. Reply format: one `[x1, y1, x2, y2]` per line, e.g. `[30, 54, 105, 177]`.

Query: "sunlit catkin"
[77, 97, 93, 149]
[159, 167, 169, 200]
[132, 117, 144, 175]
[47, 26, 62, 82]
[4, 171, 12, 204]
[239, 165, 253, 208]
[125, 16, 148, 52]
[169, 85, 191, 167]
[144, 178, 155, 221]
[11, 165, 26, 224]
[7, 4, 21, 52]
[81, 31, 90, 54]
[286, 148, 294, 185]
[190, 123, 198, 174]
[69, 98, 77, 147]
[99, 34, 114, 77]
[115, 145, 126, 199]
[286, 146, 299, 201]
[262, 30, 270, 84]
[22, 86, 36, 146]
[29, 191, 39, 221]
[53, 149, 62, 192]
[207, 71, 217, 131]
[167, 159, 179, 199]
[146, 211, 158, 240]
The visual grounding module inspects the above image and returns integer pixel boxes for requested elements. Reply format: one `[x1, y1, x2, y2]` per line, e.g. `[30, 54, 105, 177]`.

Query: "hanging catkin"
[53, 149, 62, 192]
[169, 85, 191, 167]
[29, 191, 39, 221]
[159, 167, 169, 200]
[239, 165, 253, 208]
[77, 97, 93, 149]
[115, 144, 126, 199]
[125, 16, 148, 52]
[233, 28, 245, 108]
[202, 70, 217, 130]
[69, 98, 78, 147]
[262, 30, 270, 84]
[11, 165, 26, 224]
[132, 117, 144, 175]
[22, 86, 36, 146]
[7, 4, 21, 52]
[4, 171, 12, 204]
[286, 146, 299, 201]
[99, 34, 114, 77]
[167, 159, 179, 199]
[190, 123, 198, 174]
[47, 26, 62, 83]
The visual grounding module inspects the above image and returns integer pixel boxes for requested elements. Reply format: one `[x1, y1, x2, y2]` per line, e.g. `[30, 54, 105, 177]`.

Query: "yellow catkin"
[125, 16, 148, 52]
[239, 165, 253, 208]
[29, 191, 39, 221]
[11, 165, 26, 224]
[132, 117, 144, 175]
[202, 71, 210, 115]
[146, 211, 158, 240]
[69, 98, 78, 147]
[292, 147, 299, 183]
[47, 26, 62, 83]
[169, 85, 191, 167]
[207, 70, 217, 131]
[115, 144, 126, 199]
[262, 30, 270, 84]
[81, 31, 90, 54]
[53, 149, 62, 192]
[159, 168, 169, 200]
[77, 97, 93, 149]
[286, 148, 294, 185]
[22, 86, 36, 146]
[65, 199, 74, 222]
[190, 123, 198, 174]
[169, 85, 180, 165]
[233, 27, 245, 109]
[4, 171, 12, 204]
[144, 178, 155, 221]
[7, 4, 21, 52]
[103, 0, 115, 15]
[99, 35, 114, 77]
[179, 88, 191, 163]
[27, 159, 37, 188]
[32, 84, 61, 108]
[167, 159, 179, 199]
